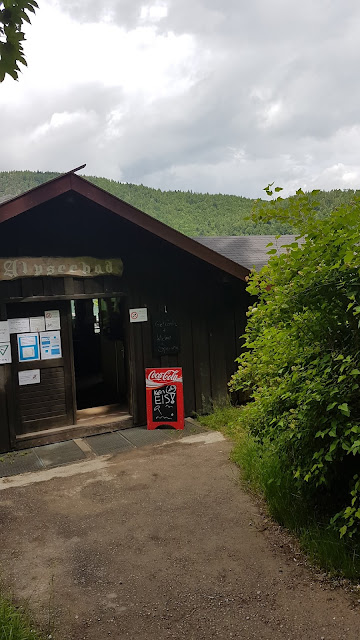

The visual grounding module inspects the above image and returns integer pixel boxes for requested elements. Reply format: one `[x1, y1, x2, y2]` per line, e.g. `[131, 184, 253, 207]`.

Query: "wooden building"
[0, 168, 250, 453]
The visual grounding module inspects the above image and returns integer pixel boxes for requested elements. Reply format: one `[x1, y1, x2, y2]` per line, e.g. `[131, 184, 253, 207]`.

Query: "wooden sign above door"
[0, 257, 123, 280]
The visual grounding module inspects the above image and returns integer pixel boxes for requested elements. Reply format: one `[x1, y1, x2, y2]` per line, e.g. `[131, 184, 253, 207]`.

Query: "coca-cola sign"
[146, 368, 182, 388]
[145, 367, 184, 430]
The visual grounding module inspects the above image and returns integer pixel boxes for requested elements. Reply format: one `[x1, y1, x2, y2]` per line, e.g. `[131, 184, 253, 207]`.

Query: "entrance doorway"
[71, 298, 128, 413]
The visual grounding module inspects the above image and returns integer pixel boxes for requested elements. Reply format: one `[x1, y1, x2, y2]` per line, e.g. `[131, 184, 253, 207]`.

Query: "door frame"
[6, 291, 132, 446]
[71, 295, 130, 415]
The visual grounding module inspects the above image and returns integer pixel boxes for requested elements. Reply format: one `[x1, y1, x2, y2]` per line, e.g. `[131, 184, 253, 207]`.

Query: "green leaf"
[338, 403, 350, 416]
[326, 402, 337, 411]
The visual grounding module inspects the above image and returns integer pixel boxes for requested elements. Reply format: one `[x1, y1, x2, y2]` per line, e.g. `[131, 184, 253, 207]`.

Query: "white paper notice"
[22, 346, 35, 359]
[29, 316, 46, 332]
[9, 318, 30, 334]
[18, 369, 40, 386]
[45, 310, 61, 331]
[0, 343, 11, 364]
[0, 321, 10, 343]
[40, 331, 62, 360]
[129, 308, 148, 323]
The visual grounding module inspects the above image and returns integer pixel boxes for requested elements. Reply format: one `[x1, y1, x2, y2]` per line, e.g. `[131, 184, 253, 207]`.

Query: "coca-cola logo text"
[147, 369, 181, 382]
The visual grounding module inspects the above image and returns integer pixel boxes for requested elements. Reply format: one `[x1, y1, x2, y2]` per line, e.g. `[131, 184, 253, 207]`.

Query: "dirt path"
[0, 432, 359, 639]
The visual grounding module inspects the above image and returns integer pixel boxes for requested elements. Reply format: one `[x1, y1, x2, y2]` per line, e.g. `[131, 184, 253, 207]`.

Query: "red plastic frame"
[145, 367, 184, 430]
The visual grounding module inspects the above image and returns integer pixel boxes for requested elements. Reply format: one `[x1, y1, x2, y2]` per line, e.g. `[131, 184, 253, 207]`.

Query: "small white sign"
[9, 318, 30, 334]
[19, 369, 40, 386]
[40, 330, 62, 360]
[45, 310, 61, 331]
[0, 321, 10, 343]
[30, 316, 46, 332]
[0, 343, 11, 364]
[129, 308, 148, 323]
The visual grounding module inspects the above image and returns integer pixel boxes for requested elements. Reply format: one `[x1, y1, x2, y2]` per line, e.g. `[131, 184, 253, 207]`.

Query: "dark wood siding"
[18, 367, 67, 427]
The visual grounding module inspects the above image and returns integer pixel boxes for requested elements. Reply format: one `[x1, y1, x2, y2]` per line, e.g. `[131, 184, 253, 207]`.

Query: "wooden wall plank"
[176, 302, 195, 417]
[209, 294, 228, 406]
[192, 306, 212, 414]
[0, 364, 10, 453]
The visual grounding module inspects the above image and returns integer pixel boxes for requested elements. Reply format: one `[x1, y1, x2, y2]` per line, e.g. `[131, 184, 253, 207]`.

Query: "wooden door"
[7, 301, 76, 436]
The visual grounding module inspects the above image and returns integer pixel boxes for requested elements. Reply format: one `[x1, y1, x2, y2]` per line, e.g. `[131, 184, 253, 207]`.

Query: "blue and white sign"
[17, 333, 40, 362]
[40, 331, 62, 360]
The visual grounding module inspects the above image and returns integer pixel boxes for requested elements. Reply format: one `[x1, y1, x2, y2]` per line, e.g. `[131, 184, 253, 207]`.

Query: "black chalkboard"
[152, 314, 180, 356]
[152, 385, 177, 422]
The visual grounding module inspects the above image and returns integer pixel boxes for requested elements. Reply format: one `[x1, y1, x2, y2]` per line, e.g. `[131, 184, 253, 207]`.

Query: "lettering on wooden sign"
[0, 257, 123, 280]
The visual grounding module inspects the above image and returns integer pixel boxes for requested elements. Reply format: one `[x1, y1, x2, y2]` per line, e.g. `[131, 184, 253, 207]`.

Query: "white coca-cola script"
[147, 369, 182, 382]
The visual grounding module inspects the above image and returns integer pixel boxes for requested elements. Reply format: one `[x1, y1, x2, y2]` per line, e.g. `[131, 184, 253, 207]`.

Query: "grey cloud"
[3, 0, 360, 198]
[56, 0, 144, 28]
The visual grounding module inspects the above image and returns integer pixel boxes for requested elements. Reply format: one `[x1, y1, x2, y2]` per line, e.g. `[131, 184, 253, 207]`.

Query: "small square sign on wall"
[129, 308, 148, 323]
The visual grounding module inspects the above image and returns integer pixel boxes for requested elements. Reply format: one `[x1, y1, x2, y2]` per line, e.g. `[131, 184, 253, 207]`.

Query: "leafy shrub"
[230, 187, 360, 539]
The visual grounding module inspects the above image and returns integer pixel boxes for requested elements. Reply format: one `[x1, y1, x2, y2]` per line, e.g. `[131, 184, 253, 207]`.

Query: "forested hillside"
[0, 170, 358, 236]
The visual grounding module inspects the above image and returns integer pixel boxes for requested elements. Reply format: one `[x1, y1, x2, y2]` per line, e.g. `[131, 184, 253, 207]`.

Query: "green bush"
[230, 186, 360, 540]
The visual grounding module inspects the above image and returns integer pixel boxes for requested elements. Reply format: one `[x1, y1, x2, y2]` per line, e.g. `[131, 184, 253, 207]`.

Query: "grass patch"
[198, 406, 360, 579]
[0, 596, 43, 640]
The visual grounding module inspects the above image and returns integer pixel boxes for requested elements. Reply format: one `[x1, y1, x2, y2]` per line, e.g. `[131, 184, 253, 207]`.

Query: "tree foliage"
[0, 0, 38, 82]
[230, 187, 360, 539]
[3, 170, 360, 238]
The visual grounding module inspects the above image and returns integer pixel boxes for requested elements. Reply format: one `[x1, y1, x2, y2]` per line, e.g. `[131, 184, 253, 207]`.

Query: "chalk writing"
[152, 314, 180, 356]
[152, 385, 177, 422]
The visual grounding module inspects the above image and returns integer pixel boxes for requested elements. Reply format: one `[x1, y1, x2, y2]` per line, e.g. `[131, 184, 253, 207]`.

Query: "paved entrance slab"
[0, 419, 206, 478]
[0, 433, 360, 640]
[85, 431, 135, 456]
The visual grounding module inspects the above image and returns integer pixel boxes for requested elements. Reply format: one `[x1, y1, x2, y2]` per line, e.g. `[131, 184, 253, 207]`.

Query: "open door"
[71, 297, 128, 420]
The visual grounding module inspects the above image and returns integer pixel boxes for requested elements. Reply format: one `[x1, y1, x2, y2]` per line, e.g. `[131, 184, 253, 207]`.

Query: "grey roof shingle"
[192, 235, 299, 271]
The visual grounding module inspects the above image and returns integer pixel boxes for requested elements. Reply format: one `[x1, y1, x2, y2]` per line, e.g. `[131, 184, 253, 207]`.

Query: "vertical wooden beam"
[0, 303, 11, 452]
[192, 305, 212, 414]
[208, 292, 228, 406]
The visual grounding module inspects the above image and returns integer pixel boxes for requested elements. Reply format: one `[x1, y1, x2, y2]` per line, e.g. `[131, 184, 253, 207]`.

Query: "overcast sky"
[1, 0, 360, 197]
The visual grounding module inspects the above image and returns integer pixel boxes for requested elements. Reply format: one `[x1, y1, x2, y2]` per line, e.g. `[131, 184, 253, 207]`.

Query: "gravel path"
[0, 432, 359, 639]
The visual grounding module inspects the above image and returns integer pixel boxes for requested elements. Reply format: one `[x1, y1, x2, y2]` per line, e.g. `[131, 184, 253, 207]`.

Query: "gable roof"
[193, 235, 299, 272]
[0, 170, 250, 282]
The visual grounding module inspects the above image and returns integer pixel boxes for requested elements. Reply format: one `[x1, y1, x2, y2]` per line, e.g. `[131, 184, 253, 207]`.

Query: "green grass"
[199, 405, 360, 579]
[0, 597, 43, 640]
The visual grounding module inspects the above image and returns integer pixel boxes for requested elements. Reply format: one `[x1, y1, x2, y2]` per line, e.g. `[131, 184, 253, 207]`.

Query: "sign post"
[145, 367, 184, 430]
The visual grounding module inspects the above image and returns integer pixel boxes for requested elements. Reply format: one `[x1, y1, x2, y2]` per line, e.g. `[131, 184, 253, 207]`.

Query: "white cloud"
[1, 0, 360, 197]
[140, 3, 168, 21]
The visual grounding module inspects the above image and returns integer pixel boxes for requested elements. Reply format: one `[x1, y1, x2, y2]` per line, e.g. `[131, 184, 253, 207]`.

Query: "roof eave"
[0, 172, 250, 282]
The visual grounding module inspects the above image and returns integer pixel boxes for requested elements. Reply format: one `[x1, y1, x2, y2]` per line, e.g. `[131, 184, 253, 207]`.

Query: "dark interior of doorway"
[72, 298, 127, 411]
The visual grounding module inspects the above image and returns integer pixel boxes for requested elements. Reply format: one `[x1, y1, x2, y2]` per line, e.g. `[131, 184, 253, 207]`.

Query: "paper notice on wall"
[129, 308, 148, 323]
[30, 316, 46, 332]
[18, 369, 40, 386]
[0, 321, 10, 343]
[17, 333, 40, 362]
[40, 331, 62, 360]
[9, 318, 30, 334]
[0, 343, 11, 364]
[45, 310, 61, 331]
